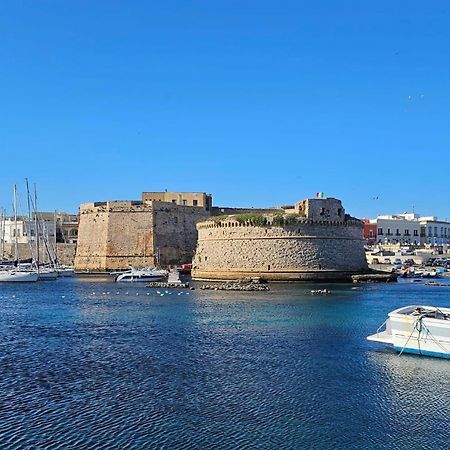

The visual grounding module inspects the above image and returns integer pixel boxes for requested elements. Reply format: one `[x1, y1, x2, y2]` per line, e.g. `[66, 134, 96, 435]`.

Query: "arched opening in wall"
[267, 265, 271, 271]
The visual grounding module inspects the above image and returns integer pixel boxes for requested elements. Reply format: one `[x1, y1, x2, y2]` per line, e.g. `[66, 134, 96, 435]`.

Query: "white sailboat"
[29, 183, 58, 281]
[0, 184, 38, 282]
[0, 270, 38, 282]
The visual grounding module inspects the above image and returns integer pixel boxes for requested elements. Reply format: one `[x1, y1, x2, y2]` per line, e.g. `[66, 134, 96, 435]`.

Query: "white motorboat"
[0, 270, 39, 282]
[368, 305, 450, 359]
[115, 267, 168, 283]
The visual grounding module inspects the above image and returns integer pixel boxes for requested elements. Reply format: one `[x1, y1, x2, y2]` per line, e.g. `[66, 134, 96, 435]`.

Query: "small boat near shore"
[0, 270, 39, 282]
[38, 269, 58, 281]
[368, 305, 450, 358]
[57, 267, 75, 277]
[115, 267, 168, 283]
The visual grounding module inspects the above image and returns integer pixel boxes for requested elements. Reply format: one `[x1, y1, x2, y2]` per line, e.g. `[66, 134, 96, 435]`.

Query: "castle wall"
[2, 243, 76, 267]
[74, 200, 210, 271]
[153, 203, 210, 265]
[74, 203, 109, 271]
[74, 201, 154, 272]
[192, 219, 368, 281]
[211, 206, 278, 216]
[105, 202, 154, 270]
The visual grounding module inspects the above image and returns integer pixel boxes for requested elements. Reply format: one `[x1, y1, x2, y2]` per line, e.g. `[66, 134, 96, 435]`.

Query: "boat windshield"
[409, 307, 450, 320]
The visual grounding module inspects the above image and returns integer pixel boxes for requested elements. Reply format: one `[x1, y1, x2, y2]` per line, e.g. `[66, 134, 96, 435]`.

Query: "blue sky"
[1, 1, 449, 219]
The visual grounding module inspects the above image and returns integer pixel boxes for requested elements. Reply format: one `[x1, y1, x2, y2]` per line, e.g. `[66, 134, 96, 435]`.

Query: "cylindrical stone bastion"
[192, 198, 368, 282]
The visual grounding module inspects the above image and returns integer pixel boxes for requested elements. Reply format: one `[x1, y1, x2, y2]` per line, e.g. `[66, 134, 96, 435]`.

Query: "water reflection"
[0, 278, 449, 449]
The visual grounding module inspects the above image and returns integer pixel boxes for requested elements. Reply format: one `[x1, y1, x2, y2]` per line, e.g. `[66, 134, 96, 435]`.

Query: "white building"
[1, 217, 56, 245]
[372, 213, 421, 245]
[420, 217, 450, 247]
[370, 213, 450, 248]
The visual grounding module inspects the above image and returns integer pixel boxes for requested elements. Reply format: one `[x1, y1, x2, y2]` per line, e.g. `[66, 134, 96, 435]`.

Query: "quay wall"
[2, 243, 76, 267]
[192, 218, 368, 281]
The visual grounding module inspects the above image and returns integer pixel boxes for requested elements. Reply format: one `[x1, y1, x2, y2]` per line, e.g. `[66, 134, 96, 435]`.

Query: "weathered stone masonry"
[74, 199, 210, 272]
[192, 198, 368, 281]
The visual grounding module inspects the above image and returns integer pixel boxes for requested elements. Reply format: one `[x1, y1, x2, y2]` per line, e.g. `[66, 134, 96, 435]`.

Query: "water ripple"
[0, 279, 449, 449]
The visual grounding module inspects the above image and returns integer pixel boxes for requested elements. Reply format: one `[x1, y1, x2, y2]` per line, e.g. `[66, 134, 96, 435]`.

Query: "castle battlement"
[192, 197, 368, 282]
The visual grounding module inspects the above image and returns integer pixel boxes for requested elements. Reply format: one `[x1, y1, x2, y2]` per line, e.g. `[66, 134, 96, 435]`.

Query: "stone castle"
[74, 192, 213, 271]
[192, 198, 368, 281]
[74, 192, 367, 280]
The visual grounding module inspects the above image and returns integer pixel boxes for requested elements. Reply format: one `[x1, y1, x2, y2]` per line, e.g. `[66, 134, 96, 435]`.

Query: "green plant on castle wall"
[235, 213, 268, 226]
[200, 213, 303, 227]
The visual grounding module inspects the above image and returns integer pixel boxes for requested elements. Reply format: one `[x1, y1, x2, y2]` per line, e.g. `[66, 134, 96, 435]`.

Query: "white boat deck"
[368, 305, 450, 358]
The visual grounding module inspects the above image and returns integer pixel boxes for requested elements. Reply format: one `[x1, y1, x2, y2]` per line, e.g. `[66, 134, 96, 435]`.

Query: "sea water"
[0, 278, 449, 449]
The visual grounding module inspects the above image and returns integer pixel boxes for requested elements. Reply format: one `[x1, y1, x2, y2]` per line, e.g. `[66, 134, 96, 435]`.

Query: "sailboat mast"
[25, 179, 35, 269]
[0, 208, 4, 261]
[53, 210, 58, 269]
[13, 184, 20, 268]
[34, 184, 40, 269]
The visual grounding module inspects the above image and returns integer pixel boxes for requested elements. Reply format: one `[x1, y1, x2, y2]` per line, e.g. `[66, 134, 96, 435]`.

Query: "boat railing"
[375, 319, 388, 337]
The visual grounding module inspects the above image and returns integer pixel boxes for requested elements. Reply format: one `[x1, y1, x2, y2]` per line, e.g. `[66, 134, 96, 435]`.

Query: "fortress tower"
[192, 198, 368, 282]
[74, 192, 211, 272]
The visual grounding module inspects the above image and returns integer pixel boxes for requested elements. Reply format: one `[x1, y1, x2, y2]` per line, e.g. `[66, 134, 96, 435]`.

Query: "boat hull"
[38, 270, 58, 281]
[116, 275, 166, 283]
[57, 269, 75, 277]
[368, 306, 450, 359]
[392, 346, 450, 359]
[0, 271, 39, 282]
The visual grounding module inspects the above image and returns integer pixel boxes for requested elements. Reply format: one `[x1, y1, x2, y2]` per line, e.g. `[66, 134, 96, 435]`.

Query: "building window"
[378, 228, 383, 235]
[413, 230, 418, 236]
[193, 200, 198, 206]
[182, 199, 187, 206]
[387, 228, 392, 236]
[172, 199, 176, 204]
[396, 229, 400, 236]
[404, 230, 410, 236]
[369, 230, 374, 238]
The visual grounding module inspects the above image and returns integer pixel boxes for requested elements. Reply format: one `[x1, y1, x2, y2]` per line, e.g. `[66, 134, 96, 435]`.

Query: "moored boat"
[57, 267, 75, 277]
[115, 267, 168, 283]
[368, 305, 450, 358]
[38, 269, 58, 281]
[0, 270, 39, 282]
